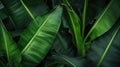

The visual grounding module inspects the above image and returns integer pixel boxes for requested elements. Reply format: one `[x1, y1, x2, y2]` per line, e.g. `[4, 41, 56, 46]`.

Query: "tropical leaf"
[18, 6, 63, 67]
[23, 0, 49, 17]
[62, 0, 85, 57]
[1, 0, 48, 29]
[85, 0, 120, 41]
[0, 20, 21, 67]
[1, 0, 32, 29]
[87, 22, 120, 67]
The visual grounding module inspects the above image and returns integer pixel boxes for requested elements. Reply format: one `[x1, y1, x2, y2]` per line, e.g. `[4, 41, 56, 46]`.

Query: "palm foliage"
[0, 0, 120, 67]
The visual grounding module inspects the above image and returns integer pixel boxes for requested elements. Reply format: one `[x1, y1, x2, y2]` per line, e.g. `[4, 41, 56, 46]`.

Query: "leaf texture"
[85, 0, 120, 41]
[0, 20, 21, 67]
[18, 6, 63, 67]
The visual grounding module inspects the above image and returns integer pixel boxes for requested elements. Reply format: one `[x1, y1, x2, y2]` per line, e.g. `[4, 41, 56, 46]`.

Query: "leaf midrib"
[1, 25, 10, 63]
[97, 25, 120, 67]
[20, 0, 35, 21]
[21, 16, 50, 54]
[84, 0, 113, 41]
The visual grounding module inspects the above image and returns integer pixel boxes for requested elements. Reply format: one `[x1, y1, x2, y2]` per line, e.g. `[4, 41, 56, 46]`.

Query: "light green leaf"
[18, 6, 63, 67]
[85, 0, 120, 41]
[0, 20, 21, 67]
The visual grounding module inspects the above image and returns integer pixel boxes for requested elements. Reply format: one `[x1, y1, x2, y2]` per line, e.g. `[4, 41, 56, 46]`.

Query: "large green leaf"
[87, 22, 120, 67]
[85, 0, 120, 41]
[0, 20, 21, 67]
[1, 0, 48, 29]
[18, 6, 63, 67]
[62, 0, 85, 57]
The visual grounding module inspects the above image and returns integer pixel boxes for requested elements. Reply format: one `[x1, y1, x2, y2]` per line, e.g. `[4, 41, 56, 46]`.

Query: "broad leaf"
[18, 6, 63, 67]
[0, 20, 21, 67]
[85, 0, 120, 41]
[87, 22, 120, 67]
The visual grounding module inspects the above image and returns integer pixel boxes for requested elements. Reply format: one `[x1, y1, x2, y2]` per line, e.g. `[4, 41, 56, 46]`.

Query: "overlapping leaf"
[1, 0, 48, 29]
[87, 22, 120, 67]
[85, 0, 120, 41]
[62, 0, 85, 56]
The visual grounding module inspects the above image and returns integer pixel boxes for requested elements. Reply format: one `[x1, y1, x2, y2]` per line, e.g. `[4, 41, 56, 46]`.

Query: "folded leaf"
[62, 0, 85, 57]
[85, 0, 120, 41]
[0, 20, 21, 67]
[18, 6, 63, 67]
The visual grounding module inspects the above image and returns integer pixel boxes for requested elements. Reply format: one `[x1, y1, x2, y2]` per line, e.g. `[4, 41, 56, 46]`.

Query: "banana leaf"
[18, 6, 63, 67]
[1, 0, 48, 29]
[85, 0, 120, 41]
[87, 22, 120, 67]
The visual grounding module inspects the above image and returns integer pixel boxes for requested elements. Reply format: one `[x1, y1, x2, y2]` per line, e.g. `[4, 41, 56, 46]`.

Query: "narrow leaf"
[0, 20, 21, 67]
[62, 0, 85, 56]
[82, 0, 87, 37]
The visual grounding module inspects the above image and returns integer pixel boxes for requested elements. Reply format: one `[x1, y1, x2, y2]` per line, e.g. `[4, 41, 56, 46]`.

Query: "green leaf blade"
[87, 22, 120, 67]
[97, 25, 120, 67]
[0, 20, 21, 67]
[18, 6, 63, 67]
[1, 0, 48, 29]
[62, 0, 85, 56]
[85, 0, 120, 41]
